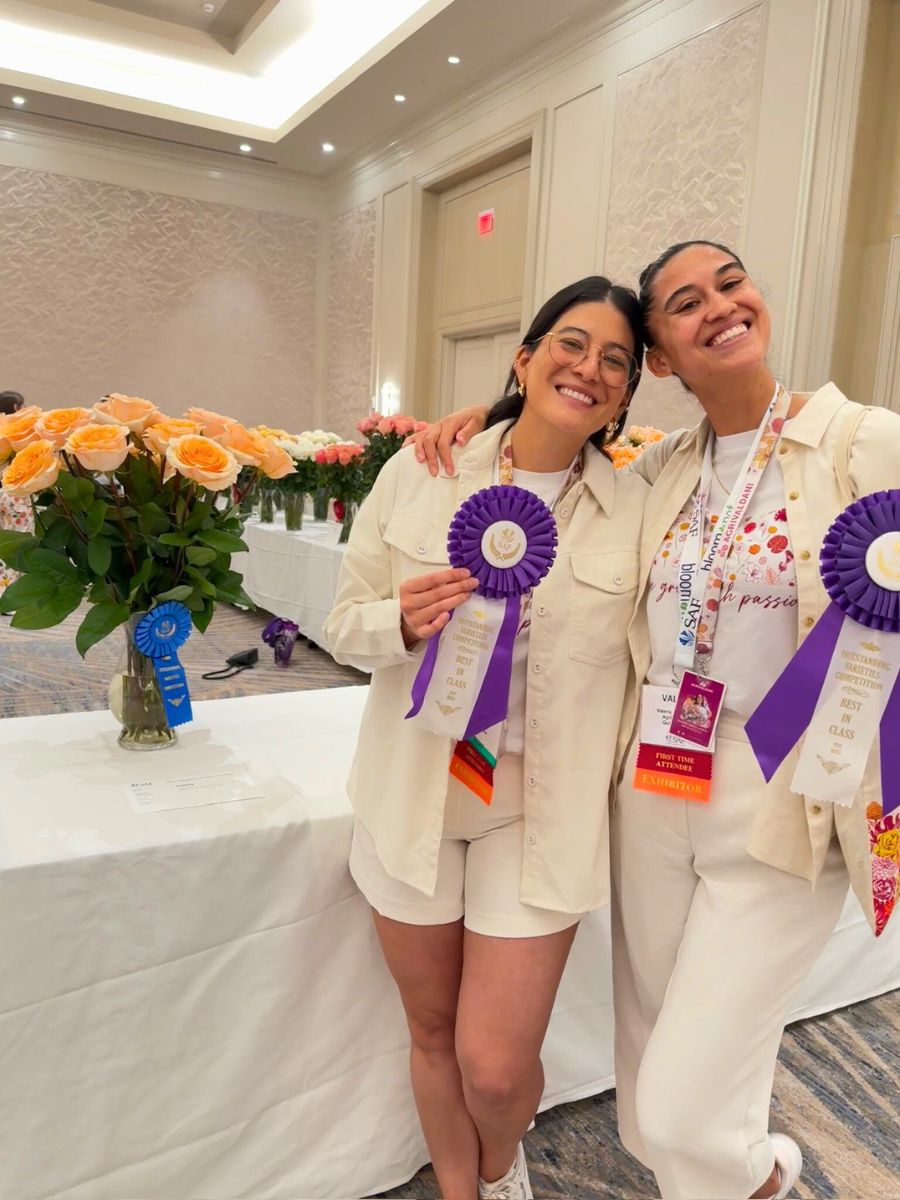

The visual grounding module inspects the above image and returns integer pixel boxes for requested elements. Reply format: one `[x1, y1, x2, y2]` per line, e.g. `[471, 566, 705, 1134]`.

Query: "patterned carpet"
[3, 606, 898, 1199]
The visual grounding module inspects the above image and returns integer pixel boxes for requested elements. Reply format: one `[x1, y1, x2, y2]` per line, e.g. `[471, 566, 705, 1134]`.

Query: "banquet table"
[2, 686, 899, 1200]
[231, 516, 344, 647]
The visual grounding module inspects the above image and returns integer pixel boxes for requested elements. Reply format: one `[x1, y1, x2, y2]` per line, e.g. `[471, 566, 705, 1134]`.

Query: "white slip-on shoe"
[770, 1132, 803, 1199]
[477, 1142, 534, 1200]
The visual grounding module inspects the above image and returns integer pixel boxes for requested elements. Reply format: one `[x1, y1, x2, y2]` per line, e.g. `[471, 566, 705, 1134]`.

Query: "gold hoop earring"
[605, 419, 618, 437]
[517, 381, 525, 398]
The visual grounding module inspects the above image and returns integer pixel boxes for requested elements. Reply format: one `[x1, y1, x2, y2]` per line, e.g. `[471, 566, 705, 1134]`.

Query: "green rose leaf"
[185, 545, 217, 566]
[75, 601, 131, 657]
[0, 572, 58, 612]
[155, 584, 193, 602]
[137, 503, 171, 536]
[191, 603, 215, 634]
[21, 547, 81, 582]
[0, 530, 39, 570]
[11, 581, 83, 629]
[85, 499, 108, 537]
[157, 532, 193, 546]
[197, 529, 248, 554]
[87, 537, 112, 577]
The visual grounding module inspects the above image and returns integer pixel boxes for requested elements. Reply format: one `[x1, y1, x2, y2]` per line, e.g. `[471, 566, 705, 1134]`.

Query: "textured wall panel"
[604, 8, 763, 431]
[0, 166, 318, 432]
[326, 201, 376, 436]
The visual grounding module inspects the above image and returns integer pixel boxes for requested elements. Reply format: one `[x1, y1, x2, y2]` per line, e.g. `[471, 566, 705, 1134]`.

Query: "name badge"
[633, 684, 714, 802]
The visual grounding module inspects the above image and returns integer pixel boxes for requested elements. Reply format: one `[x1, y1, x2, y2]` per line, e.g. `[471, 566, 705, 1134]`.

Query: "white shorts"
[349, 754, 582, 939]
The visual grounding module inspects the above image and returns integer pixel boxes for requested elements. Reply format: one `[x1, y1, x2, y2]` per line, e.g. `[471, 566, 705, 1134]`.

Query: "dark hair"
[0, 390, 25, 415]
[638, 240, 745, 336]
[486, 275, 644, 454]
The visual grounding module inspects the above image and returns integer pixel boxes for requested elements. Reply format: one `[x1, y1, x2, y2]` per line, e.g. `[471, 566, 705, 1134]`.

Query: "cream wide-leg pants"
[611, 716, 849, 1200]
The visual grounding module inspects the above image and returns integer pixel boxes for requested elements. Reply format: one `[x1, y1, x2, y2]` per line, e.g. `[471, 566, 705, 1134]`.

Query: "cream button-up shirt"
[617, 383, 900, 933]
[324, 420, 648, 914]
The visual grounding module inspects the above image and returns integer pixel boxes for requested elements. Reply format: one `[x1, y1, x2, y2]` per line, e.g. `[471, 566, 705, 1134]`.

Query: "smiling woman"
[324, 274, 649, 1200]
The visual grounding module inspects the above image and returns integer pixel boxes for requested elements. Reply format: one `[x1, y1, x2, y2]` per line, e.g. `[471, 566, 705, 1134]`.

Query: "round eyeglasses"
[536, 332, 638, 388]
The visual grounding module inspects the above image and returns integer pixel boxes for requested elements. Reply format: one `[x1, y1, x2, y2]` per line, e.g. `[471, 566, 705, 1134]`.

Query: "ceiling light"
[202, 3, 215, 11]
[322, 141, 335, 153]
[239, 142, 252, 152]
[447, 55, 460, 64]
[11, 95, 25, 106]
[394, 93, 405, 102]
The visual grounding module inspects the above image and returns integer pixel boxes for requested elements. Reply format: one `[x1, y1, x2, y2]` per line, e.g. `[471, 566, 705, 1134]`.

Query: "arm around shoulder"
[627, 428, 693, 485]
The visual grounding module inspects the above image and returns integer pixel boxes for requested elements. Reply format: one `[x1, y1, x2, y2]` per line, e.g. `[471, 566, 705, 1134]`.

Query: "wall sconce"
[379, 381, 401, 415]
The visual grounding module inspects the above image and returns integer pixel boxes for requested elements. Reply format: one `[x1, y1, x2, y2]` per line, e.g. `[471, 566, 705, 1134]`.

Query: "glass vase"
[338, 501, 358, 544]
[259, 491, 275, 523]
[313, 488, 330, 521]
[108, 617, 176, 751]
[283, 491, 305, 531]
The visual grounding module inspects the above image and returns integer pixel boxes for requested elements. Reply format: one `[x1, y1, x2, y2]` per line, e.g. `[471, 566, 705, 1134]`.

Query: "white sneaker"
[770, 1132, 803, 1199]
[477, 1142, 533, 1200]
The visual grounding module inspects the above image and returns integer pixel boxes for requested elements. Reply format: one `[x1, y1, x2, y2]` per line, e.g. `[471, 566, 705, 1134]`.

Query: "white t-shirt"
[647, 426, 799, 718]
[503, 466, 570, 754]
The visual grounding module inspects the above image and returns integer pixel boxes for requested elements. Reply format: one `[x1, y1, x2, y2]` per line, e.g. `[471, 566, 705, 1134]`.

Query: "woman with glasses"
[406, 240, 900, 1200]
[325, 276, 646, 1200]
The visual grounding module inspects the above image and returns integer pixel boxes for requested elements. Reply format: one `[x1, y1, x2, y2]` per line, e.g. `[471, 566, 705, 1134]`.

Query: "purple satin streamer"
[881, 678, 900, 816]
[745, 601, 846, 781]
[463, 596, 519, 739]
[405, 621, 443, 720]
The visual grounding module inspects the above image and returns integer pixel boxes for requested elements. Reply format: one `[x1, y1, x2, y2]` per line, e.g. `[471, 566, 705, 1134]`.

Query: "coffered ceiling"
[0, 0, 637, 175]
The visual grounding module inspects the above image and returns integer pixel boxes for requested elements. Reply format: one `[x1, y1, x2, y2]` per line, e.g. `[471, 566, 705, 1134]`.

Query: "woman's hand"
[399, 568, 479, 646]
[402, 406, 490, 477]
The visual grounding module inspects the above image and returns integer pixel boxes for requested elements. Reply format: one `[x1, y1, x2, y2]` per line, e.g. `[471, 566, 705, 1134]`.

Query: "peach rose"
[166, 434, 239, 491]
[143, 418, 202, 456]
[2, 439, 60, 496]
[256, 437, 296, 480]
[184, 406, 236, 440]
[66, 423, 131, 472]
[34, 407, 95, 447]
[217, 423, 271, 468]
[0, 405, 43, 452]
[93, 394, 161, 432]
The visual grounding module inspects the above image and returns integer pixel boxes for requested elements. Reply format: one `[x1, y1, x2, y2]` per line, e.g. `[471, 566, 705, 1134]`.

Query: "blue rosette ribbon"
[134, 601, 194, 727]
[406, 485, 557, 740]
[746, 490, 900, 814]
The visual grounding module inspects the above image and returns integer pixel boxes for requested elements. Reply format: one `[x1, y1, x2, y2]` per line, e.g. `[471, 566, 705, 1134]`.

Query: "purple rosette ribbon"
[746, 490, 900, 814]
[406, 485, 557, 740]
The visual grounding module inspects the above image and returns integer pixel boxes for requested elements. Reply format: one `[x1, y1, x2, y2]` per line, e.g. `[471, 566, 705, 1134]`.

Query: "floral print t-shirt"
[0, 490, 33, 593]
[647, 427, 798, 718]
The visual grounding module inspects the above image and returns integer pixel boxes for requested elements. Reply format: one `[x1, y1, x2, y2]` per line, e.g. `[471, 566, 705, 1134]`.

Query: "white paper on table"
[126, 770, 267, 814]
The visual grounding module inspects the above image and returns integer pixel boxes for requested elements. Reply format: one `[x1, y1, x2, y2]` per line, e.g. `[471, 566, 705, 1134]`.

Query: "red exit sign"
[477, 208, 494, 235]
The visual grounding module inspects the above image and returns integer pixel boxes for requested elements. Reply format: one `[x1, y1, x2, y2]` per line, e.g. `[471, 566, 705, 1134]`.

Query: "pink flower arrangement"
[356, 412, 428, 490]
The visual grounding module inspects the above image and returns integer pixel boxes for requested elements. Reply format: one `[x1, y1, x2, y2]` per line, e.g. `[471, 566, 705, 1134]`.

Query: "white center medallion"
[481, 521, 526, 568]
[865, 532, 900, 591]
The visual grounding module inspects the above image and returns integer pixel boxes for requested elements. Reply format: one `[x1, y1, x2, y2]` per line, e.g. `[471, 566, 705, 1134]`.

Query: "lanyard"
[673, 382, 790, 676]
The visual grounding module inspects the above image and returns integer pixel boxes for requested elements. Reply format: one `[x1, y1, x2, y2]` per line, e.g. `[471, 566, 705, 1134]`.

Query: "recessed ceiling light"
[322, 142, 335, 153]
[11, 96, 26, 106]
[202, 3, 215, 11]
[447, 55, 460, 65]
[394, 93, 406, 102]
[239, 142, 252, 153]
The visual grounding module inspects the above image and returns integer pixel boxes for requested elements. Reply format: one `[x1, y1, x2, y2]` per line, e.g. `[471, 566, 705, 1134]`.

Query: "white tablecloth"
[1, 686, 898, 1200]
[231, 517, 345, 646]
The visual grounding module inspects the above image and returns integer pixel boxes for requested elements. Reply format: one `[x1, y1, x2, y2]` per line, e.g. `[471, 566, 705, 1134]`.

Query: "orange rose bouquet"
[608, 424, 666, 469]
[0, 395, 294, 653]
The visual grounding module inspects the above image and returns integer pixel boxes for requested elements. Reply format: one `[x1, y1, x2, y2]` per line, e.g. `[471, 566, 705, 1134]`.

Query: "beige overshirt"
[324, 420, 648, 913]
[617, 383, 900, 933]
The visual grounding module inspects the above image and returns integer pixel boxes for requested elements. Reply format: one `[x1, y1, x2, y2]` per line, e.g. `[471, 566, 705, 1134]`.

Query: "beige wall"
[0, 164, 320, 431]
[325, 200, 377, 436]
[831, 0, 900, 408]
[329, 0, 866, 434]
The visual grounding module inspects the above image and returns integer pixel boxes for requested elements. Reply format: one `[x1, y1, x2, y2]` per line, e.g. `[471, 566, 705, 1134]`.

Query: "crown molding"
[0, 111, 325, 218]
